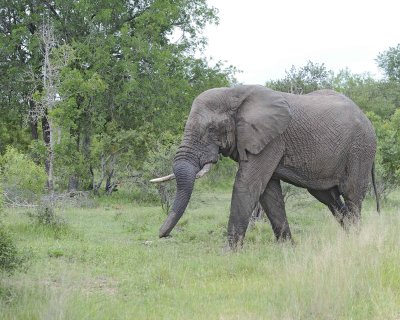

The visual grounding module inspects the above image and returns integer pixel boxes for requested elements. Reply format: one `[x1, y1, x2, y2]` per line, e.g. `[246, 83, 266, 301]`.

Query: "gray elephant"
[152, 85, 379, 249]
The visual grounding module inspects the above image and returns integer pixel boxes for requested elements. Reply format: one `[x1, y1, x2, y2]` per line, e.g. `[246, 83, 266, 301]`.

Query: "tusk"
[150, 163, 213, 183]
[150, 174, 175, 183]
[196, 163, 213, 178]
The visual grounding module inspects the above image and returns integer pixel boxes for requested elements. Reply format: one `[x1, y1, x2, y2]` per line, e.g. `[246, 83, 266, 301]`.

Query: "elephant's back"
[282, 91, 373, 136]
[284, 90, 357, 115]
[280, 91, 376, 180]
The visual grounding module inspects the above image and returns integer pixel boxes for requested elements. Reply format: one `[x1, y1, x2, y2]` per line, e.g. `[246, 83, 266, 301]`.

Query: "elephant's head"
[152, 85, 291, 237]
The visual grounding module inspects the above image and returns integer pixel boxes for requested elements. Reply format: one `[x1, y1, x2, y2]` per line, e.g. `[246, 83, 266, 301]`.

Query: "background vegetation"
[0, 1, 399, 318]
[1, 1, 399, 198]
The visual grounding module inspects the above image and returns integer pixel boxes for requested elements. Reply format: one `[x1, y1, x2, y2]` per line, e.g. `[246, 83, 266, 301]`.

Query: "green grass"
[1, 188, 400, 319]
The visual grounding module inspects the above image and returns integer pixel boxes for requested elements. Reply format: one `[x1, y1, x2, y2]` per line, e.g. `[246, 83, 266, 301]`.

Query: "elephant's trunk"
[159, 160, 199, 237]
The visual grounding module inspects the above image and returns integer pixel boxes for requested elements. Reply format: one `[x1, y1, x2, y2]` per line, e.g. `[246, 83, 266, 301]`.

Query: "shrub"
[368, 111, 400, 196]
[140, 141, 178, 213]
[0, 226, 21, 273]
[0, 183, 3, 218]
[34, 200, 64, 227]
[0, 146, 47, 205]
[0, 186, 23, 273]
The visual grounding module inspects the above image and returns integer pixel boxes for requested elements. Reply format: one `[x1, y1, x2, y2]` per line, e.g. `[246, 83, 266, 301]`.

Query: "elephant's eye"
[209, 125, 216, 133]
[208, 125, 218, 137]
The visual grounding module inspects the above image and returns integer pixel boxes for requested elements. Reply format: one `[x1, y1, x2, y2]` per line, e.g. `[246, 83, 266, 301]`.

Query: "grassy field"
[1, 187, 400, 319]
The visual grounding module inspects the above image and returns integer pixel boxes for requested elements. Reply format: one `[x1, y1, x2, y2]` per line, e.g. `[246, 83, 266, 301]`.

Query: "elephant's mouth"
[150, 163, 213, 183]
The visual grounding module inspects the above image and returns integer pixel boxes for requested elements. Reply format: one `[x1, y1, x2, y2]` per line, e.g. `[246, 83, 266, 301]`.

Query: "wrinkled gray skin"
[159, 85, 378, 249]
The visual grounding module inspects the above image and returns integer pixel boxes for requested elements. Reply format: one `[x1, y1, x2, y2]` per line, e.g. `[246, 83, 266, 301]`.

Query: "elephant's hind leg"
[308, 187, 349, 228]
[341, 153, 373, 226]
[342, 190, 367, 227]
[259, 179, 292, 242]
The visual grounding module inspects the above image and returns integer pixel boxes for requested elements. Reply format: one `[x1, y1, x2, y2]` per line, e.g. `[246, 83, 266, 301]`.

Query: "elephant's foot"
[272, 220, 293, 243]
[276, 231, 294, 245]
[227, 234, 245, 251]
[341, 213, 361, 233]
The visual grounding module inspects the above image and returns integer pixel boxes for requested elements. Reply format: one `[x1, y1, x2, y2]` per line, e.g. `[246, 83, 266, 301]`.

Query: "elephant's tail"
[371, 161, 380, 214]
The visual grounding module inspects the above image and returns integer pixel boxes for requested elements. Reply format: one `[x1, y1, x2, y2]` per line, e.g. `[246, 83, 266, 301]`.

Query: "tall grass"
[0, 189, 399, 319]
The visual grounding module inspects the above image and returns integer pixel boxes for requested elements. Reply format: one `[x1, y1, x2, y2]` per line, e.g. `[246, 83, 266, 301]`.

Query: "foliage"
[0, 226, 21, 273]
[31, 201, 64, 227]
[0, 185, 23, 274]
[0, 0, 236, 193]
[0, 184, 3, 232]
[0, 147, 47, 205]
[0, 0, 399, 199]
[333, 69, 400, 118]
[376, 43, 400, 81]
[368, 111, 400, 195]
[0, 183, 3, 215]
[266, 61, 334, 94]
[140, 136, 179, 212]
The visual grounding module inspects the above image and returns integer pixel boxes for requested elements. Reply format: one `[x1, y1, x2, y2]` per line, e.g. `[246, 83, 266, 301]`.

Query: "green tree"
[376, 43, 400, 81]
[0, 0, 236, 193]
[0, 146, 47, 205]
[333, 69, 399, 118]
[368, 110, 400, 194]
[266, 61, 333, 94]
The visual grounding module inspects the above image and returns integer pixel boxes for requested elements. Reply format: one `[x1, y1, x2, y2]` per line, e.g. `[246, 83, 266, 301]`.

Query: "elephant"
[151, 85, 380, 249]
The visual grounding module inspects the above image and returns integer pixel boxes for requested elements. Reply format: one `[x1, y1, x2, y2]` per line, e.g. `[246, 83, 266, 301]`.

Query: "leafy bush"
[139, 139, 178, 213]
[0, 146, 47, 205]
[33, 200, 65, 227]
[368, 110, 400, 196]
[0, 226, 21, 273]
[0, 185, 23, 273]
[0, 183, 3, 218]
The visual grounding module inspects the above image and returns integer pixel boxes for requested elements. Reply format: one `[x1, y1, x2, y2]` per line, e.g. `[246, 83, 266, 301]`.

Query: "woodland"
[0, 1, 399, 201]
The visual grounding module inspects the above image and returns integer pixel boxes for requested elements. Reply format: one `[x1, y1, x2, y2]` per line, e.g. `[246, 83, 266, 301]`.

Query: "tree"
[31, 18, 73, 191]
[0, 0, 236, 193]
[376, 43, 400, 81]
[368, 110, 400, 195]
[333, 69, 399, 118]
[266, 61, 334, 94]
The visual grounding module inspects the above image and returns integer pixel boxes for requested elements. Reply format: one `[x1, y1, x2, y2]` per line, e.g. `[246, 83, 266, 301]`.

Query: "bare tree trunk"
[41, 115, 51, 185]
[93, 154, 106, 194]
[30, 120, 39, 140]
[40, 18, 58, 192]
[105, 169, 115, 194]
[105, 168, 119, 195]
[29, 100, 39, 141]
[28, 99, 41, 165]
[47, 118, 55, 191]
[68, 175, 79, 193]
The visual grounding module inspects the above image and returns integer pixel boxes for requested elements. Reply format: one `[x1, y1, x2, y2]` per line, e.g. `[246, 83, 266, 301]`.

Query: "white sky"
[202, 0, 400, 84]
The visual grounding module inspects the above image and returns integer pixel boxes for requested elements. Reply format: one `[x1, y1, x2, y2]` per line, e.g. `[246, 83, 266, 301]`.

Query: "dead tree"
[31, 17, 70, 191]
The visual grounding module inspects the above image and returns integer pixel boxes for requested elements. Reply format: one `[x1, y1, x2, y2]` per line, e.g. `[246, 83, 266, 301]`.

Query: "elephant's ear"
[236, 87, 291, 161]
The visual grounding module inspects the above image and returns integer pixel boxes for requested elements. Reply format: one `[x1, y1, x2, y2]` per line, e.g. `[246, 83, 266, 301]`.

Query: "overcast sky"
[202, 0, 400, 84]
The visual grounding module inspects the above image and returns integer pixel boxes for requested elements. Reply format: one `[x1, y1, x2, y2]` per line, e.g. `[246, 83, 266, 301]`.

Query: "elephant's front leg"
[227, 140, 284, 249]
[227, 172, 260, 248]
